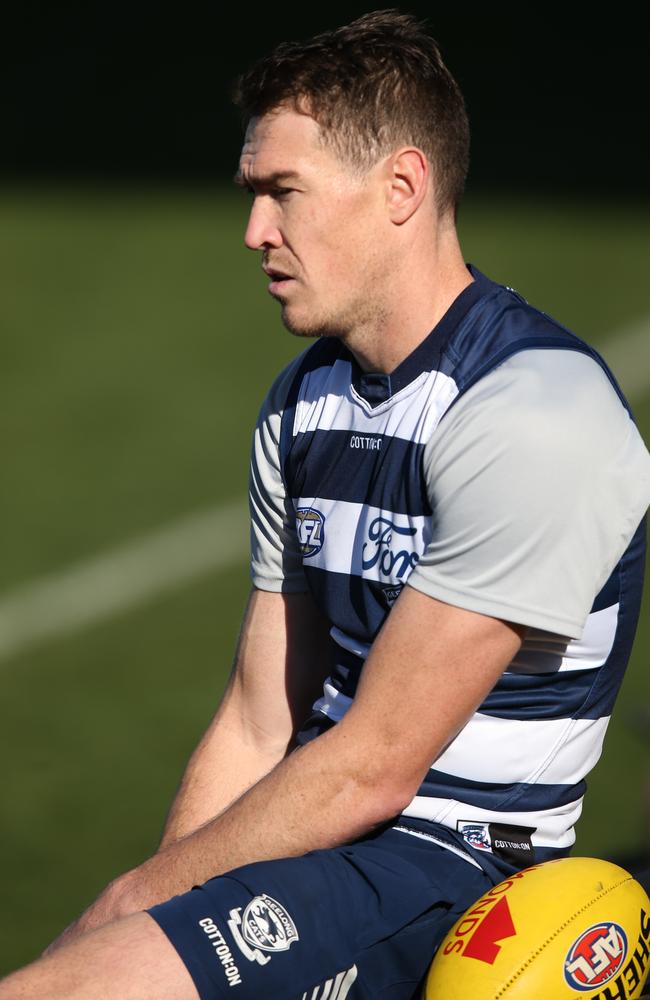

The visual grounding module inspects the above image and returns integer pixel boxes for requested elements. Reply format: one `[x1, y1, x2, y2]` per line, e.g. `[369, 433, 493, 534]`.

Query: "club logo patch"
[296, 507, 325, 557]
[228, 894, 299, 966]
[458, 822, 492, 852]
[457, 821, 534, 864]
[564, 922, 628, 991]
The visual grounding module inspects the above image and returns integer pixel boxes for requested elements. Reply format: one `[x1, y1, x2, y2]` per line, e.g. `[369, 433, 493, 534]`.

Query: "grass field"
[0, 187, 649, 974]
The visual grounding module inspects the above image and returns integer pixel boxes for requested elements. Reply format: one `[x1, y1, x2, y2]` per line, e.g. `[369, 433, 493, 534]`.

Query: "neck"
[342, 223, 473, 375]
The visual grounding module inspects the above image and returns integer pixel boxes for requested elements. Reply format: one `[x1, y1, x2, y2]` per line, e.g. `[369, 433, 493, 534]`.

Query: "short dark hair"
[231, 9, 470, 219]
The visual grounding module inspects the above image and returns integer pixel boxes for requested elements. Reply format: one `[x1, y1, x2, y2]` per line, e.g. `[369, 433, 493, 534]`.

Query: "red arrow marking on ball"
[463, 896, 516, 965]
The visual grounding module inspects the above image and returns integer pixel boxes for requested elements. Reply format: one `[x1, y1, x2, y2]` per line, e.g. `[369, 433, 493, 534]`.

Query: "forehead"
[236, 108, 335, 184]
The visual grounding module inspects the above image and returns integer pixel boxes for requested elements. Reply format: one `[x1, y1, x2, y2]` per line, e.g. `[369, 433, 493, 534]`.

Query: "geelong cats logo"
[228, 894, 299, 966]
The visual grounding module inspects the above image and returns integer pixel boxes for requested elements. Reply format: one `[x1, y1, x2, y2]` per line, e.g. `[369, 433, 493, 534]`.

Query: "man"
[2, 10, 650, 999]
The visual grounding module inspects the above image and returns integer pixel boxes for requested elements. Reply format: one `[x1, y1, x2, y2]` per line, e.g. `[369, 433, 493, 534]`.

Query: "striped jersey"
[248, 262, 650, 876]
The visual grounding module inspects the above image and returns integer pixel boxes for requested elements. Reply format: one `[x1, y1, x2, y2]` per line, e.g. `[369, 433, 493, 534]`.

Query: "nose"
[244, 197, 283, 251]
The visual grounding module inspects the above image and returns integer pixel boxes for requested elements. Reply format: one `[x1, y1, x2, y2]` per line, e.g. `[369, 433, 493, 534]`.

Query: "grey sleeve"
[407, 349, 650, 638]
[248, 353, 309, 593]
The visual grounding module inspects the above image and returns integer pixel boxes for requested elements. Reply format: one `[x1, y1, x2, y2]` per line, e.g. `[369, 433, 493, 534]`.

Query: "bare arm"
[44, 585, 332, 954]
[53, 584, 525, 946]
[159, 586, 333, 847]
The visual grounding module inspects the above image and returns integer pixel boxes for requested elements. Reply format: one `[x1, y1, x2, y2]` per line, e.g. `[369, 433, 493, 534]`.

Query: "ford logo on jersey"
[362, 516, 419, 579]
[296, 507, 326, 557]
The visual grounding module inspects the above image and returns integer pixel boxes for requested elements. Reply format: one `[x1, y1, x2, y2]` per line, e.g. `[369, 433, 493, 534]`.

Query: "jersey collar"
[350, 262, 497, 406]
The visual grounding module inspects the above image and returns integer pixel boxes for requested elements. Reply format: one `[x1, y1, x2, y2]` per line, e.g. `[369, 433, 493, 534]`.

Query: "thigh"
[147, 829, 491, 999]
[0, 912, 200, 1000]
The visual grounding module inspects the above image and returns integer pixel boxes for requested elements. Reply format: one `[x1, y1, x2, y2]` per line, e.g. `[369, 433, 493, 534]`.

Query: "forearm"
[159, 716, 287, 848]
[58, 722, 403, 947]
[159, 587, 322, 848]
[146, 726, 400, 897]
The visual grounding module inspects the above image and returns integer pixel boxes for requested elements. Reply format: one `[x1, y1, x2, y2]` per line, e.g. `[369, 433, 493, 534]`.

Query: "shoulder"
[438, 348, 635, 453]
[411, 347, 650, 638]
[442, 270, 628, 414]
[424, 346, 650, 547]
[479, 346, 622, 403]
[257, 339, 343, 423]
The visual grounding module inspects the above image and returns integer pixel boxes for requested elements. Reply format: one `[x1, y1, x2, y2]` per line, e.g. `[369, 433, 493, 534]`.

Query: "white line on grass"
[0, 501, 249, 663]
[0, 318, 648, 664]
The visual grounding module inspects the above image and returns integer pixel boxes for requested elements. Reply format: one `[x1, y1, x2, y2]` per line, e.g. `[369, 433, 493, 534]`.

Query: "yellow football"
[425, 857, 650, 999]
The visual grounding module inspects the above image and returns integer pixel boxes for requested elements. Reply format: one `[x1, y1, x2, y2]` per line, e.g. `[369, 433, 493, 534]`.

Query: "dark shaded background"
[3, 3, 647, 197]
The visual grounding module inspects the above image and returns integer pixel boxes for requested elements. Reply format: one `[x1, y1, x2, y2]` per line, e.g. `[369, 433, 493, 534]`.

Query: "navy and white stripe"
[286, 264, 646, 868]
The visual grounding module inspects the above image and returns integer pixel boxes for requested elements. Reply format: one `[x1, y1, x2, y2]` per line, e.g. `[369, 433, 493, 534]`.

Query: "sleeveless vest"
[280, 263, 646, 872]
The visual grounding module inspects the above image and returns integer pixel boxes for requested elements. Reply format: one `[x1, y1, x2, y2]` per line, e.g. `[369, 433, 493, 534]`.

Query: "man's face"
[236, 106, 389, 340]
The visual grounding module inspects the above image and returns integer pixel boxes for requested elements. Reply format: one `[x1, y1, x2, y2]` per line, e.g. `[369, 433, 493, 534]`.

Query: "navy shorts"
[147, 825, 492, 999]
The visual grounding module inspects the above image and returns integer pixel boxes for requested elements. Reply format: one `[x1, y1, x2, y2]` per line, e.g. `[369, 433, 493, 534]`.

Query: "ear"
[385, 147, 431, 224]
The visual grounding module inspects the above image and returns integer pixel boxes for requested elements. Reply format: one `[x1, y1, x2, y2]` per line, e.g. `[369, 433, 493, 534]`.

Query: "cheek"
[298, 191, 382, 283]
[342, 195, 384, 262]
[325, 213, 376, 273]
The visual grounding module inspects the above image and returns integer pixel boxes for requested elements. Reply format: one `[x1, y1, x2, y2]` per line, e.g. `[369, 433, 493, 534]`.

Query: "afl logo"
[296, 507, 325, 557]
[241, 894, 299, 954]
[564, 922, 627, 991]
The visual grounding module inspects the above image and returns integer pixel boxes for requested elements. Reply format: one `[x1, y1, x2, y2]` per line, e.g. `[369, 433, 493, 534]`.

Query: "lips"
[264, 266, 296, 296]
[263, 265, 293, 281]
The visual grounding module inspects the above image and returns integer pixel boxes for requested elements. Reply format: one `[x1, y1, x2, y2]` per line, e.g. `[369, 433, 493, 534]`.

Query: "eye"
[242, 185, 293, 200]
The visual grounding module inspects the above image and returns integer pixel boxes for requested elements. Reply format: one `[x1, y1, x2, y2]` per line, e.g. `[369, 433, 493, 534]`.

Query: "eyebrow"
[232, 169, 302, 190]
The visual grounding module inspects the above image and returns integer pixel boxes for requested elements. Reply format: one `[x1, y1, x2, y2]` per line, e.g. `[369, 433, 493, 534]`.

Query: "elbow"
[381, 783, 419, 820]
[328, 724, 425, 826]
[356, 773, 419, 826]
